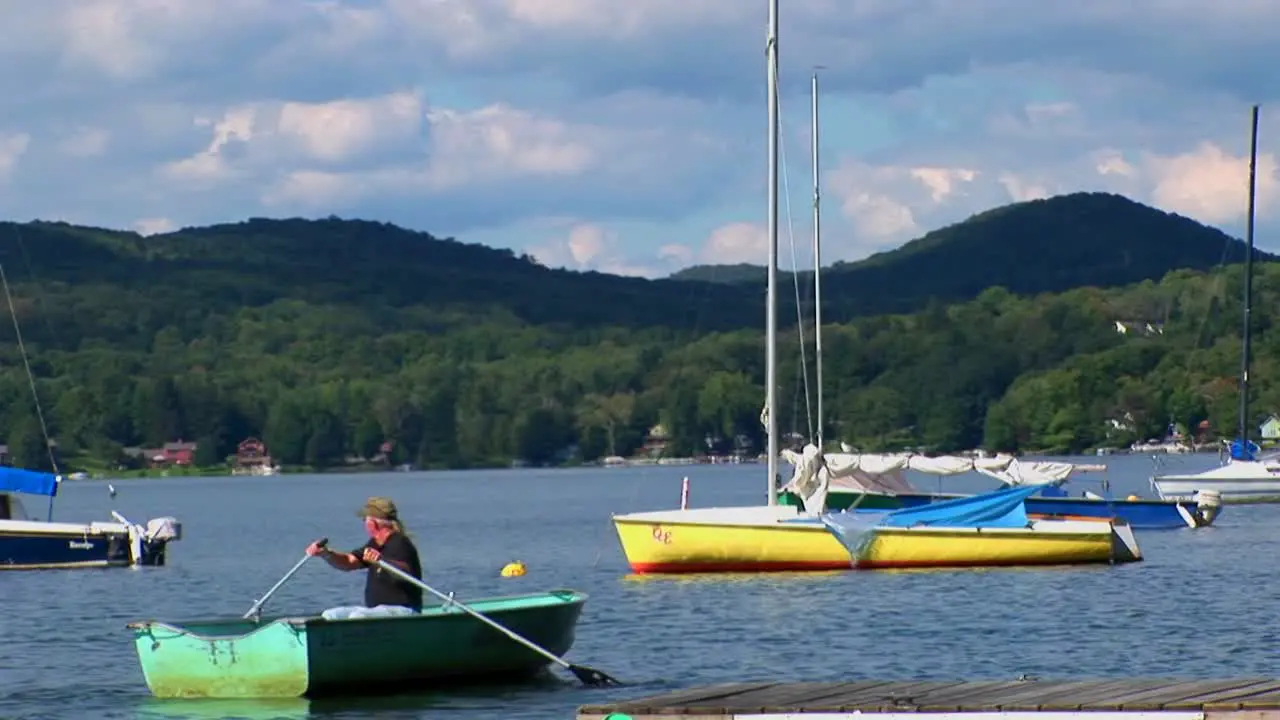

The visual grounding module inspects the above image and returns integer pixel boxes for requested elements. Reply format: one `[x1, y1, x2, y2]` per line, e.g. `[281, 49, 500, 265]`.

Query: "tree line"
[0, 257, 1272, 472]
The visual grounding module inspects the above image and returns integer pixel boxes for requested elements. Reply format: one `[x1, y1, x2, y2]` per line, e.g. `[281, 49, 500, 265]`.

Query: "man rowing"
[306, 496, 424, 620]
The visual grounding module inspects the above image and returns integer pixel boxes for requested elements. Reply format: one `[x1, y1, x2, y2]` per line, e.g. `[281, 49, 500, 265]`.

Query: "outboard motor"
[145, 516, 182, 542]
[1193, 489, 1223, 526]
[138, 516, 183, 566]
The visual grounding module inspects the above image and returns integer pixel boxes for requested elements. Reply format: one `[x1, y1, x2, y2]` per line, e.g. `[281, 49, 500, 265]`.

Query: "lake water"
[2, 452, 1278, 720]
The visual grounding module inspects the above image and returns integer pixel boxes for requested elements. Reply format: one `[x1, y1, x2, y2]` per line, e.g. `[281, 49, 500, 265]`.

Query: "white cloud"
[1, 0, 1280, 272]
[277, 92, 424, 163]
[60, 1, 157, 80]
[0, 133, 31, 180]
[420, 103, 594, 191]
[819, 120, 1280, 262]
[1143, 142, 1280, 223]
[701, 222, 769, 265]
[528, 221, 660, 277]
[998, 174, 1052, 203]
[261, 170, 351, 210]
[659, 243, 694, 265]
[160, 106, 255, 183]
[133, 217, 175, 235]
[824, 160, 983, 253]
[1093, 149, 1136, 178]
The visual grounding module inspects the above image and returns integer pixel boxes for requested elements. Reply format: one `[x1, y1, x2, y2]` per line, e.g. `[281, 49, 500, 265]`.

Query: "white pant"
[320, 604, 418, 620]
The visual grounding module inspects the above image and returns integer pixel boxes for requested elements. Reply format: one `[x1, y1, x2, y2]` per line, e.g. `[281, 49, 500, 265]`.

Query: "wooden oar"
[373, 559, 622, 687]
[244, 538, 327, 620]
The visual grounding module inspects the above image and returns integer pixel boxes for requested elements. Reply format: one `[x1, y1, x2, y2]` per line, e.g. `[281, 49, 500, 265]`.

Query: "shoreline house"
[123, 440, 198, 469]
[160, 441, 197, 466]
[0, 438, 64, 469]
[232, 437, 277, 475]
[1260, 415, 1280, 446]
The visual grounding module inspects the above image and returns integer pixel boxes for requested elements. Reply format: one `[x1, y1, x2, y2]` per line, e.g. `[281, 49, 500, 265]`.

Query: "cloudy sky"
[1, 1, 1278, 278]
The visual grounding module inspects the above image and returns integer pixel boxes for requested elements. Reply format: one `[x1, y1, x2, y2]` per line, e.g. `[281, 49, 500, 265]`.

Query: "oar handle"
[373, 559, 571, 670]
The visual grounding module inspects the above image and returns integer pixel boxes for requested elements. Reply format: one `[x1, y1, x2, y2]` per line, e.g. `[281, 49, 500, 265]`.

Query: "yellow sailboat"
[611, 11, 840, 576]
[608, 29, 1141, 572]
[613, 504, 851, 573]
[819, 482, 1142, 570]
[611, 449, 1143, 573]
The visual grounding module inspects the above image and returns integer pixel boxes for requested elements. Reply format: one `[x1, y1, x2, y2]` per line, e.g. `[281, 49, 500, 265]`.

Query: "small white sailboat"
[1151, 105, 1280, 504]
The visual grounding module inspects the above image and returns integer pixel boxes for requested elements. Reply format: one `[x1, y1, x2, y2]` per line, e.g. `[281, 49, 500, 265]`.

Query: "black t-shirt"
[351, 532, 423, 611]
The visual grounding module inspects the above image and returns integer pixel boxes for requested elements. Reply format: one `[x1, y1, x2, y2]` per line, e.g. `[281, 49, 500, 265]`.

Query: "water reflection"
[620, 570, 847, 585]
[129, 682, 572, 720]
[618, 563, 1116, 582]
[132, 697, 311, 720]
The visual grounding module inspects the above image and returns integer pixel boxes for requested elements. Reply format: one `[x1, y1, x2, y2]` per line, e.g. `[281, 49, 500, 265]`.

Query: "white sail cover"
[779, 443, 1101, 515]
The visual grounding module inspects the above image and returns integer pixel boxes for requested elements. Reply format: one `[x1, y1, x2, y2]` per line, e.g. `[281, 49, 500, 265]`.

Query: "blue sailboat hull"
[1025, 495, 1204, 529]
[0, 529, 128, 569]
[861, 492, 1208, 529]
[0, 466, 180, 570]
[0, 525, 173, 570]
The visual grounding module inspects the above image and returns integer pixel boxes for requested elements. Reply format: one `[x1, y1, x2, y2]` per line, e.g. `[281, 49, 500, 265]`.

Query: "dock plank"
[619, 682, 783, 710]
[578, 677, 1280, 718]
[977, 679, 1157, 711]
[797, 681, 979, 712]
[719, 681, 897, 711]
[911, 680, 1042, 711]
[1168, 679, 1280, 709]
[1094, 679, 1277, 710]
[1194, 680, 1280, 710]
[666, 681, 895, 716]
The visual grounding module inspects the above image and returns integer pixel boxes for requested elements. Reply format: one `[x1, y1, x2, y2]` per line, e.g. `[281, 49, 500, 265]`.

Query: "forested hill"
[669, 192, 1275, 318]
[0, 190, 1274, 474]
[0, 217, 755, 338]
[1, 192, 1270, 347]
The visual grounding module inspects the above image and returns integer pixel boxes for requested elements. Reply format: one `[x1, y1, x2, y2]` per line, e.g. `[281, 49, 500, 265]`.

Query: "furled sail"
[779, 443, 1101, 515]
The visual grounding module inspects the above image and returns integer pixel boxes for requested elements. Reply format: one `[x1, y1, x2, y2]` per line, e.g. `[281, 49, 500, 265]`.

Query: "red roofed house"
[160, 440, 198, 466]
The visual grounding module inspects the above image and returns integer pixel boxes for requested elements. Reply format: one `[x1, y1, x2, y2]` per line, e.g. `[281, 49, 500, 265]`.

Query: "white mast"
[811, 69, 823, 451]
[765, 0, 779, 505]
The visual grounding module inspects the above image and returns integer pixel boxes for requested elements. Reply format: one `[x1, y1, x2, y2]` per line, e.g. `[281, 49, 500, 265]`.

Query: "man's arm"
[306, 539, 365, 571]
[321, 549, 365, 571]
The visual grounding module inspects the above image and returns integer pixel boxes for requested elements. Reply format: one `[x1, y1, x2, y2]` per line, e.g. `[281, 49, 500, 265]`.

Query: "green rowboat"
[126, 589, 588, 699]
[778, 489, 905, 511]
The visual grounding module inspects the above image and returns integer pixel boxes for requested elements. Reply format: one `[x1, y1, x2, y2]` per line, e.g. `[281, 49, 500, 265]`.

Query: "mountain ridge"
[0, 191, 1270, 347]
[0, 192, 1275, 470]
[669, 192, 1273, 302]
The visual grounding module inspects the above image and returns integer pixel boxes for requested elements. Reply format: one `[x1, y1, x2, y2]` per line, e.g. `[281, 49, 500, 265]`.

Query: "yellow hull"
[854, 526, 1121, 569]
[611, 506, 1138, 574]
[613, 510, 851, 573]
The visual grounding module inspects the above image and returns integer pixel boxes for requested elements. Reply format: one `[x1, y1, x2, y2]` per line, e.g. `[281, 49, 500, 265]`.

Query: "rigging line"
[774, 52, 815, 446]
[12, 230, 62, 349]
[0, 262, 59, 474]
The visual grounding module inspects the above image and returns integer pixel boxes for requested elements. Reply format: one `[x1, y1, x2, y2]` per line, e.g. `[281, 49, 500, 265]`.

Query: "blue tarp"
[1229, 438, 1260, 462]
[874, 482, 1050, 529]
[0, 466, 60, 497]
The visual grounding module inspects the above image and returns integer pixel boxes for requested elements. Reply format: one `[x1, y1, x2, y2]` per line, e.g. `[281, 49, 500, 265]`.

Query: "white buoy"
[680, 476, 690, 510]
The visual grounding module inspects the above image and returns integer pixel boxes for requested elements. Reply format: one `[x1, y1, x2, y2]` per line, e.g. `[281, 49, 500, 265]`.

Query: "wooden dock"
[577, 678, 1280, 719]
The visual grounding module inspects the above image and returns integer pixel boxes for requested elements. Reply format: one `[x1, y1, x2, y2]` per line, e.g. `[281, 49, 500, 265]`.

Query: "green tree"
[305, 412, 346, 467]
[9, 415, 53, 471]
[353, 415, 383, 459]
[264, 399, 310, 466]
[192, 434, 224, 467]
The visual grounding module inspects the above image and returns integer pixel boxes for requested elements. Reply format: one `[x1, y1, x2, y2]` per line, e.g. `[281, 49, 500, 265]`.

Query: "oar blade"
[571, 664, 623, 687]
